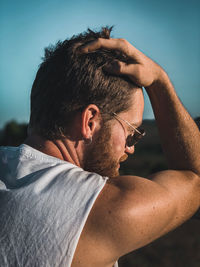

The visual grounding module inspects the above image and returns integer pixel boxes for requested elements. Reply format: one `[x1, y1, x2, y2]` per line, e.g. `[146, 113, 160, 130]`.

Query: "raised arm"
[79, 38, 200, 260]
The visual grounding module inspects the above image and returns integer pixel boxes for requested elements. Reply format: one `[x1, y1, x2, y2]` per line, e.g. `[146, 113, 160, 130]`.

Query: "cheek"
[111, 127, 126, 155]
[113, 139, 124, 153]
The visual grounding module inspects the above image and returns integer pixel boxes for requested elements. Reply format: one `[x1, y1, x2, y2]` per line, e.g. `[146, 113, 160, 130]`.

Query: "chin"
[103, 167, 119, 179]
[87, 164, 119, 179]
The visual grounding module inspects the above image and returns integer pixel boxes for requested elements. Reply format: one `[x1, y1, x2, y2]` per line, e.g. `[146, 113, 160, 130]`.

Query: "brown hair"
[29, 26, 137, 139]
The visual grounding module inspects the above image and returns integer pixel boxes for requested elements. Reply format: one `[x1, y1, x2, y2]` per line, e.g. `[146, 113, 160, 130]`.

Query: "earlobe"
[84, 136, 93, 145]
[81, 104, 100, 140]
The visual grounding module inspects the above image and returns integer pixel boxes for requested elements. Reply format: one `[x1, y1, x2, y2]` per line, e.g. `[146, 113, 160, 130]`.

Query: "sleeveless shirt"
[0, 144, 118, 267]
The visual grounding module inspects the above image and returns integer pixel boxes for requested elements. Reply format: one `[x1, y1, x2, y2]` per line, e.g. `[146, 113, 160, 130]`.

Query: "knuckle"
[118, 38, 129, 53]
[117, 62, 125, 73]
[96, 38, 104, 48]
[119, 38, 128, 45]
[119, 38, 125, 43]
[97, 38, 104, 45]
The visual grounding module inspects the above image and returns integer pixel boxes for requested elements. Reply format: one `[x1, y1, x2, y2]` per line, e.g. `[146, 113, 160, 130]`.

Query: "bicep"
[97, 171, 200, 258]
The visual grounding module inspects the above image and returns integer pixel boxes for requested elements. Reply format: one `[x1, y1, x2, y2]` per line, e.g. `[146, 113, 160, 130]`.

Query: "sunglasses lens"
[126, 134, 135, 147]
[126, 129, 145, 147]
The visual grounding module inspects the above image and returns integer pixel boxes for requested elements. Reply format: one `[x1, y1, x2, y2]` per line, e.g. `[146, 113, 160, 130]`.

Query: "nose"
[125, 145, 135, 154]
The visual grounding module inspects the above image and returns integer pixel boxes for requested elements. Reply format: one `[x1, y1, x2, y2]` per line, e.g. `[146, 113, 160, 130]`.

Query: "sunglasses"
[113, 112, 145, 147]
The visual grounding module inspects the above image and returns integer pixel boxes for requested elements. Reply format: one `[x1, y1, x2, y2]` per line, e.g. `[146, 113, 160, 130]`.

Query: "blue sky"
[0, 0, 200, 129]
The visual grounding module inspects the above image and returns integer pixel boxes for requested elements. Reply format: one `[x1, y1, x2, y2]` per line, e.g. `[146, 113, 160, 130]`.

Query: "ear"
[81, 104, 101, 139]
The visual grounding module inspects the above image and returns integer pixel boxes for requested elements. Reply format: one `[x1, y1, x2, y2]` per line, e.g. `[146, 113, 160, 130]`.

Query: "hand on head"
[79, 37, 163, 88]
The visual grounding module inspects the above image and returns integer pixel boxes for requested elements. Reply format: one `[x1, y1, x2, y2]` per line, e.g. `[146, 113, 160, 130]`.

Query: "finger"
[103, 61, 145, 87]
[79, 38, 119, 53]
[79, 38, 141, 60]
[103, 60, 136, 76]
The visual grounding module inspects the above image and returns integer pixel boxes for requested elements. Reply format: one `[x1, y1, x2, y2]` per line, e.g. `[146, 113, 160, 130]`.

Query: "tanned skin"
[25, 38, 200, 267]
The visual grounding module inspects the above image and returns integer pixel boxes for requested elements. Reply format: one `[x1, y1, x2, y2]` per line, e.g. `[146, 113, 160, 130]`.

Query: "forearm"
[146, 70, 200, 175]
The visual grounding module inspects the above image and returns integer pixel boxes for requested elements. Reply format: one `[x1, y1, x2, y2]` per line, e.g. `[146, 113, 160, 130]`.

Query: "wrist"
[146, 68, 172, 92]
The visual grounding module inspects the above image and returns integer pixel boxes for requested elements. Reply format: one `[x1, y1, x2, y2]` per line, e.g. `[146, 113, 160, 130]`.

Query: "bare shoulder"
[86, 170, 200, 259]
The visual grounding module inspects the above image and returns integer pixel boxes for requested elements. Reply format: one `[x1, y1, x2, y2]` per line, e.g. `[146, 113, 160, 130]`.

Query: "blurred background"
[1, 0, 200, 266]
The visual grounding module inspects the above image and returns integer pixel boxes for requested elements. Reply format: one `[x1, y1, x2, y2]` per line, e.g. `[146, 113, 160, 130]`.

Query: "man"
[0, 27, 200, 267]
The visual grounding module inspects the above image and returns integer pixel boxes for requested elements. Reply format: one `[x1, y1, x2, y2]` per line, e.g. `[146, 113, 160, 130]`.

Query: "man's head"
[29, 27, 139, 140]
[83, 89, 144, 178]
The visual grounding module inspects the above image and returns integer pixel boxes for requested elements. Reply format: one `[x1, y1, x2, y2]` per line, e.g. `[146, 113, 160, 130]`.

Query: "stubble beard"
[83, 124, 121, 178]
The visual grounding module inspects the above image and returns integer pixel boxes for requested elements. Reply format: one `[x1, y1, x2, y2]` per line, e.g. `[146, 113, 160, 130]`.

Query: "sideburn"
[83, 122, 119, 178]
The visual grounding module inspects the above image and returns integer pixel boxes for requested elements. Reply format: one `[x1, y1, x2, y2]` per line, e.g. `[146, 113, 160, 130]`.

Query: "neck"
[24, 134, 83, 167]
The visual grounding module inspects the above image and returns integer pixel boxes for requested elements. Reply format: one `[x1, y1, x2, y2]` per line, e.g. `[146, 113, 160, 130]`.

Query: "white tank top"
[0, 144, 118, 267]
